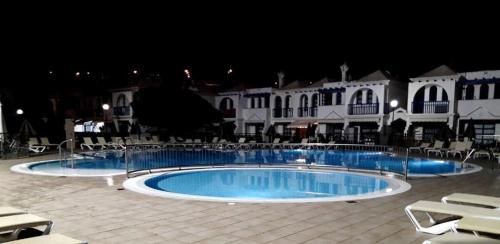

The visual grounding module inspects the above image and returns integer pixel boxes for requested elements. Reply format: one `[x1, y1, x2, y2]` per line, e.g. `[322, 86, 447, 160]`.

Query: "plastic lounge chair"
[7, 233, 87, 244]
[152, 135, 163, 144]
[0, 214, 53, 242]
[474, 150, 491, 160]
[409, 142, 431, 153]
[427, 141, 445, 157]
[28, 138, 46, 153]
[80, 137, 104, 150]
[0, 207, 26, 217]
[211, 137, 219, 143]
[423, 232, 500, 244]
[453, 217, 500, 236]
[39, 138, 58, 149]
[442, 193, 500, 209]
[404, 200, 500, 234]
[445, 142, 467, 158]
[110, 137, 126, 149]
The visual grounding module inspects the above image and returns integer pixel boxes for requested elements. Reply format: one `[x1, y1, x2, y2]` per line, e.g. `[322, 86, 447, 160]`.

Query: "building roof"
[358, 70, 392, 82]
[307, 77, 336, 88]
[417, 65, 456, 78]
[280, 80, 307, 89]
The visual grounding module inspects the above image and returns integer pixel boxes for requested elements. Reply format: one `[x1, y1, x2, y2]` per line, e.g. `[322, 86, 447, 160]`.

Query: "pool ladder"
[58, 139, 74, 168]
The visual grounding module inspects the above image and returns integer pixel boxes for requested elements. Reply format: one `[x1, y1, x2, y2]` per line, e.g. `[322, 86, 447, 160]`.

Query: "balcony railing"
[283, 108, 293, 118]
[348, 103, 379, 115]
[273, 108, 282, 118]
[221, 109, 236, 118]
[298, 107, 318, 117]
[412, 101, 449, 114]
[273, 108, 294, 118]
[113, 106, 131, 116]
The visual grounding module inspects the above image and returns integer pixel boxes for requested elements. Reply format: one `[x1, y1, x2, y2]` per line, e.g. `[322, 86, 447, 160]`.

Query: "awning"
[287, 120, 317, 128]
[318, 87, 346, 93]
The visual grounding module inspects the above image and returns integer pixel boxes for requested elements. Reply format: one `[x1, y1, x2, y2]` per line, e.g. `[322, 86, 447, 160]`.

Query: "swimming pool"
[123, 168, 411, 203]
[11, 149, 481, 177]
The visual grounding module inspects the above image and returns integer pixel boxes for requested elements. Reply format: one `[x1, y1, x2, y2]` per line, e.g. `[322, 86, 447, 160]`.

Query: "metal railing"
[348, 103, 379, 115]
[297, 107, 317, 117]
[58, 139, 74, 168]
[125, 143, 411, 180]
[113, 106, 131, 116]
[412, 101, 449, 114]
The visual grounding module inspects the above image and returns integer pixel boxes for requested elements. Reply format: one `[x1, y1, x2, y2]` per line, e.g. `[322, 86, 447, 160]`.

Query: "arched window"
[429, 86, 437, 101]
[442, 90, 448, 101]
[300, 94, 308, 108]
[465, 85, 475, 100]
[356, 91, 363, 104]
[479, 84, 489, 99]
[495, 83, 500, 99]
[285, 95, 291, 108]
[274, 96, 282, 108]
[117, 94, 127, 107]
[258, 97, 262, 108]
[367, 90, 373, 103]
[219, 97, 233, 110]
[311, 94, 318, 107]
[336, 92, 342, 105]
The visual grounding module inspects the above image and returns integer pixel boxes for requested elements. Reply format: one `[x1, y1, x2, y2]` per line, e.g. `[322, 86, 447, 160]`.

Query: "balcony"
[221, 109, 236, 118]
[298, 107, 317, 117]
[274, 108, 294, 118]
[113, 106, 131, 116]
[348, 103, 379, 115]
[412, 101, 449, 114]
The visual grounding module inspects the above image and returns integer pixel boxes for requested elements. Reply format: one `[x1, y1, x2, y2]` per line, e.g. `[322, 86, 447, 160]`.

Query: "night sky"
[3, 8, 500, 91]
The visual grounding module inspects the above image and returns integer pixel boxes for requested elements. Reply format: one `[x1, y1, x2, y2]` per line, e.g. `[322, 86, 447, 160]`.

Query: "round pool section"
[11, 158, 124, 177]
[123, 168, 411, 203]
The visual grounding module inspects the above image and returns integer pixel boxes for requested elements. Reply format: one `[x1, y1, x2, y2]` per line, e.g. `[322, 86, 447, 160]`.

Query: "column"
[437, 86, 443, 101]
[488, 83, 495, 99]
[362, 90, 368, 104]
[424, 86, 430, 101]
[474, 84, 480, 100]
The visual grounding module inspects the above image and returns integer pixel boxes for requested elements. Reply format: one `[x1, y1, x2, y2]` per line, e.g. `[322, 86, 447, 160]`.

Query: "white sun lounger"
[0, 207, 26, 217]
[28, 138, 46, 153]
[409, 142, 431, 153]
[7, 233, 87, 244]
[80, 137, 105, 150]
[0, 214, 53, 242]
[404, 200, 500, 234]
[423, 232, 500, 244]
[442, 193, 500, 209]
[453, 217, 500, 236]
[427, 141, 445, 157]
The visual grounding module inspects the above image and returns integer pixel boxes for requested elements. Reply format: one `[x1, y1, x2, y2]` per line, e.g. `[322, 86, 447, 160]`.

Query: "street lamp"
[390, 100, 398, 123]
[102, 104, 109, 133]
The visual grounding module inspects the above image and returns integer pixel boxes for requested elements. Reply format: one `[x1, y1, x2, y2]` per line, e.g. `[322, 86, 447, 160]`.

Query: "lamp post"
[102, 104, 109, 134]
[390, 100, 398, 124]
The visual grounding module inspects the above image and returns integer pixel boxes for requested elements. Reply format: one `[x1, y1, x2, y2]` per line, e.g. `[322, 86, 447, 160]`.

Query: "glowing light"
[16, 109, 23, 115]
[390, 99, 398, 108]
[102, 104, 110, 110]
[227, 68, 233, 74]
[86, 71, 90, 75]
[184, 69, 191, 79]
[132, 70, 138, 74]
[75, 72, 80, 77]
[48, 70, 53, 74]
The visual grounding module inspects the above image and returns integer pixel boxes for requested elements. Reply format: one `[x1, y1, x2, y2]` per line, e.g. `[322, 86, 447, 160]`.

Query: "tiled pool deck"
[1, 154, 499, 243]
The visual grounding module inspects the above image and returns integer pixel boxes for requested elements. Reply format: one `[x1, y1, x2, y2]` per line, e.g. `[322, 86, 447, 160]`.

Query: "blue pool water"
[144, 168, 390, 199]
[28, 149, 475, 176]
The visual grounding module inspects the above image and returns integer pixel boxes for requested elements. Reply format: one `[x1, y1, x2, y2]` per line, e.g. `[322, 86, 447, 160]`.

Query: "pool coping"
[10, 159, 125, 177]
[123, 167, 412, 203]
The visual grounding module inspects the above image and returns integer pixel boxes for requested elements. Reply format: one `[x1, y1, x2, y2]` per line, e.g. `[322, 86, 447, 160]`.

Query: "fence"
[125, 143, 410, 180]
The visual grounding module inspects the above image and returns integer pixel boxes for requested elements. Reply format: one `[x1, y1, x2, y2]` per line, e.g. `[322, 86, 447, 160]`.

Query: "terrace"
[1, 153, 498, 243]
